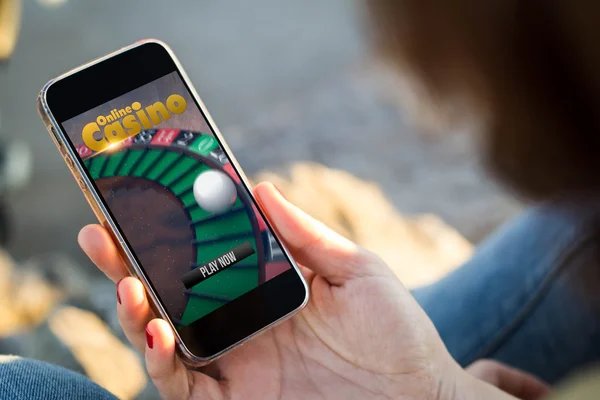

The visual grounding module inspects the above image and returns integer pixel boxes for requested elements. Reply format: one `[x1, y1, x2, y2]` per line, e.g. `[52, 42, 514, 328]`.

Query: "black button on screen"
[181, 242, 255, 289]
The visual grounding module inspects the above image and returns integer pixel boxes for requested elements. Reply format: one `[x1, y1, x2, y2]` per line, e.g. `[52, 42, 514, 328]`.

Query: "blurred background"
[0, 0, 522, 398]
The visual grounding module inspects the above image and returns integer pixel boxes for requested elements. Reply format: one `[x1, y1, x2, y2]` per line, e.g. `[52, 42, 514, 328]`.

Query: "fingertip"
[115, 276, 153, 354]
[78, 224, 128, 282]
[77, 224, 103, 253]
[255, 181, 353, 252]
[254, 181, 282, 203]
[117, 277, 146, 310]
[254, 181, 310, 235]
[145, 319, 193, 399]
[254, 181, 306, 245]
[145, 319, 177, 381]
[116, 277, 153, 349]
[146, 319, 176, 351]
[254, 181, 371, 284]
[78, 224, 109, 269]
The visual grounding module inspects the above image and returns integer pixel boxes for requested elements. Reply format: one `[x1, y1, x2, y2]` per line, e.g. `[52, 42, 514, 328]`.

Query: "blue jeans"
[0, 356, 116, 399]
[414, 202, 600, 384]
[2, 204, 600, 397]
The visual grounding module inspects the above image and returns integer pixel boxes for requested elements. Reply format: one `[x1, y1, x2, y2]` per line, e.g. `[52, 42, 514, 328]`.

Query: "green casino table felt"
[83, 132, 265, 326]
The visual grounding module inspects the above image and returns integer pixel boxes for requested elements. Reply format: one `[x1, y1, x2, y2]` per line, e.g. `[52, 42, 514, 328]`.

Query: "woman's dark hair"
[368, 1, 600, 201]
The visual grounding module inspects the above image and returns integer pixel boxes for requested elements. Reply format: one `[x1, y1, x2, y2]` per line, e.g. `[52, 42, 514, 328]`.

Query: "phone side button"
[50, 128, 66, 154]
[65, 156, 75, 169]
[50, 127, 60, 140]
[77, 178, 87, 192]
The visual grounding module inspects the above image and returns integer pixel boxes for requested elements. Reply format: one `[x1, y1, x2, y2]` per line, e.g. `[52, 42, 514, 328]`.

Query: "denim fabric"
[414, 202, 600, 384]
[3, 203, 600, 397]
[0, 356, 116, 399]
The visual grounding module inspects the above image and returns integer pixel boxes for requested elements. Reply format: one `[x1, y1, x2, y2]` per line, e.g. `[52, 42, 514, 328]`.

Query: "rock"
[20, 253, 93, 304]
[255, 163, 474, 288]
[0, 248, 19, 335]
[0, 0, 21, 61]
[4, 306, 148, 399]
[0, 249, 148, 399]
[10, 319, 84, 376]
[19, 254, 129, 342]
[8, 268, 63, 330]
[0, 251, 110, 338]
[45, 306, 147, 400]
[0, 249, 64, 336]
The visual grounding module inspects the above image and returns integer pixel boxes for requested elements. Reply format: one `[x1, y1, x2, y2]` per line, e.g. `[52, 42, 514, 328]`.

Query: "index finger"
[494, 365, 550, 400]
[78, 224, 129, 282]
[468, 360, 550, 400]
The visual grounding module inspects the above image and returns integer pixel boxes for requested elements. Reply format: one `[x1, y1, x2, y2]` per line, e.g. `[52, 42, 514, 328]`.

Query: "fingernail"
[116, 278, 124, 304]
[146, 327, 154, 349]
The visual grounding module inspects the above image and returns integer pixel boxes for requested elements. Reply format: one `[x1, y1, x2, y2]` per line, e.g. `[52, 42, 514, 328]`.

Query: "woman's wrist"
[452, 366, 519, 400]
[386, 353, 469, 400]
[409, 356, 519, 400]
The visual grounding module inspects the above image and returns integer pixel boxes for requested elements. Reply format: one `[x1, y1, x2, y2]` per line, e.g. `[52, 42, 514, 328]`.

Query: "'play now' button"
[181, 242, 255, 289]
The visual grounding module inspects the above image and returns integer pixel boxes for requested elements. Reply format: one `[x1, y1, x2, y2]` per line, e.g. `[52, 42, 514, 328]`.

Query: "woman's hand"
[79, 182, 528, 400]
[467, 360, 550, 400]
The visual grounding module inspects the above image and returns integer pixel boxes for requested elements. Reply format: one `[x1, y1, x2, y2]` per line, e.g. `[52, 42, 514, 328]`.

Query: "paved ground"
[0, 0, 521, 270]
[0, 0, 366, 269]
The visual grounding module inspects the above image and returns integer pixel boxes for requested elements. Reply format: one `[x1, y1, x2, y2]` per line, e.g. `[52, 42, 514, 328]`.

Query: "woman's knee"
[0, 356, 116, 400]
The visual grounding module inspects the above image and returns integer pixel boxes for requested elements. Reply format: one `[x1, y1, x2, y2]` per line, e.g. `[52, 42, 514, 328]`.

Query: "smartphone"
[37, 39, 309, 367]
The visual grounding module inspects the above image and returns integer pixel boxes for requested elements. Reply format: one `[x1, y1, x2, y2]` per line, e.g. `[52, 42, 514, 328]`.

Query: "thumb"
[254, 182, 382, 285]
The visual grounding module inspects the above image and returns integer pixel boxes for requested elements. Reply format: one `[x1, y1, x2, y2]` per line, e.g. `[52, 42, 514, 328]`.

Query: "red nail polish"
[116, 278, 124, 304]
[146, 327, 154, 349]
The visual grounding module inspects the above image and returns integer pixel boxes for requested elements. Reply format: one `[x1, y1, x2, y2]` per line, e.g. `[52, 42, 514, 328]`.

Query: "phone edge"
[36, 38, 310, 368]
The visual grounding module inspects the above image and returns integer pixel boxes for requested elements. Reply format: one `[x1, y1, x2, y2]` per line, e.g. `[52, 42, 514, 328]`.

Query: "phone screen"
[59, 70, 294, 329]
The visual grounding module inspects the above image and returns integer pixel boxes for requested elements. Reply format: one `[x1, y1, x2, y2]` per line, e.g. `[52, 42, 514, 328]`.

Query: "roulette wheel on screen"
[81, 129, 274, 325]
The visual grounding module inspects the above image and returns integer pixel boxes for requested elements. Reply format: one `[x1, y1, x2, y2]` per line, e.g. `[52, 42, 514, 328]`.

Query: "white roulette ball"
[193, 169, 237, 214]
